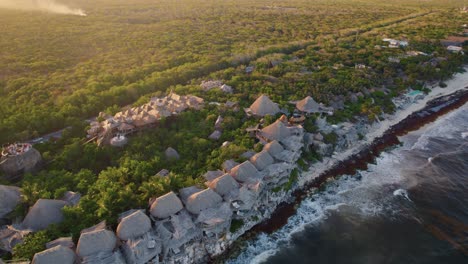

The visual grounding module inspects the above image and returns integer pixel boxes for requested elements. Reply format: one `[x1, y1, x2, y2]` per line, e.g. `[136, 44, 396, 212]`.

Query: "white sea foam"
[393, 189, 411, 201]
[228, 151, 408, 264]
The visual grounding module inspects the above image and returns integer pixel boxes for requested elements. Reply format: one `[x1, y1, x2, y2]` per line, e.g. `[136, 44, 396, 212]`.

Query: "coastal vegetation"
[1, 0, 467, 261]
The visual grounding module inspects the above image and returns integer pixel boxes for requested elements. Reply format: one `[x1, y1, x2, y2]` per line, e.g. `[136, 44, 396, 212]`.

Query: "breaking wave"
[228, 103, 468, 263]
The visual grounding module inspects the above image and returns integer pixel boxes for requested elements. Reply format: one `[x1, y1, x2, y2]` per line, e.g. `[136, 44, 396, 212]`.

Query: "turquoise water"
[409, 90, 423, 96]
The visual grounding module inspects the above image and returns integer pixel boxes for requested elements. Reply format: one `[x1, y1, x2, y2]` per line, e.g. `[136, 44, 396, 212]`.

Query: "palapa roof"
[179, 186, 203, 204]
[250, 151, 274, 171]
[76, 229, 117, 257]
[249, 95, 280, 117]
[117, 210, 151, 240]
[203, 170, 224, 181]
[186, 189, 223, 215]
[196, 203, 232, 226]
[263, 140, 284, 157]
[150, 191, 183, 219]
[22, 199, 67, 231]
[222, 159, 239, 172]
[165, 147, 180, 160]
[0, 185, 21, 218]
[61, 191, 81, 206]
[46, 237, 74, 249]
[32, 245, 76, 264]
[208, 130, 222, 140]
[260, 120, 291, 141]
[230, 161, 259, 183]
[296, 96, 320, 113]
[208, 174, 239, 197]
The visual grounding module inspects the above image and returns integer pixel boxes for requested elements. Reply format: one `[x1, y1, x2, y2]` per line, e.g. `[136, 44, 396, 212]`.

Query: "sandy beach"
[298, 68, 468, 187]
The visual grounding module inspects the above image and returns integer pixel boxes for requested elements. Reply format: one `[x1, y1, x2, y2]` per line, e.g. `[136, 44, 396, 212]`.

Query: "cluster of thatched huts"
[87, 92, 204, 146]
[25, 112, 305, 264]
[0, 193, 80, 254]
[0, 143, 42, 180]
[200, 80, 233, 93]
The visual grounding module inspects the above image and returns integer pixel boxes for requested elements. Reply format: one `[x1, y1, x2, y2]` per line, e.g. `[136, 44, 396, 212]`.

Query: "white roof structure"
[22, 199, 67, 231]
[150, 191, 184, 219]
[248, 95, 280, 117]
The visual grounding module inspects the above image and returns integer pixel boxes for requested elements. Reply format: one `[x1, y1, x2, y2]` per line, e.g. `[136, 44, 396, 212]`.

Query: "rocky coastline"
[213, 86, 468, 262]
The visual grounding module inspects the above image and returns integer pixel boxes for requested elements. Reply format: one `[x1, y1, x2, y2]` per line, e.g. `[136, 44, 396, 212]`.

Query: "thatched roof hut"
[203, 170, 224, 181]
[208, 130, 222, 140]
[150, 191, 183, 219]
[76, 229, 117, 258]
[230, 161, 259, 183]
[222, 159, 239, 172]
[61, 191, 81, 206]
[165, 147, 180, 160]
[208, 174, 239, 197]
[263, 140, 284, 158]
[250, 151, 274, 171]
[296, 96, 320, 113]
[0, 185, 21, 218]
[186, 189, 223, 215]
[117, 210, 151, 241]
[179, 186, 203, 205]
[196, 202, 232, 233]
[22, 199, 67, 231]
[32, 245, 76, 264]
[248, 95, 280, 117]
[260, 120, 291, 141]
[46, 237, 74, 249]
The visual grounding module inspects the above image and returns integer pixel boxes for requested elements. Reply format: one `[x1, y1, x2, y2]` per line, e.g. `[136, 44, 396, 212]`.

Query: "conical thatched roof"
[249, 95, 280, 117]
[263, 140, 284, 158]
[230, 161, 259, 183]
[296, 96, 320, 113]
[250, 151, 274, 171]
[260, 120, 291, 141]
[76, 229, 117, 257]
[32, 245, 76, 264]
[117, 210, 151, 241]
[0, 185, 21, 218]
[186, 189, 223, 215]
[165, 147, 180, 160]
[150, 191, 183, 219]
[208, 174, 239, 197]
[22, 199, 67, 231]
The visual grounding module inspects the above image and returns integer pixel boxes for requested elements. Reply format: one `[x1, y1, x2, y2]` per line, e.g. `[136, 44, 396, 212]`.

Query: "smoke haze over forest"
[0, 0, 86, 16]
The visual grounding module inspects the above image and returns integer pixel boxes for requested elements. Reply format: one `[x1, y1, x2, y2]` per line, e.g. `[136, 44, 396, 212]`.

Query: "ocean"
[227, 103, 468, 264]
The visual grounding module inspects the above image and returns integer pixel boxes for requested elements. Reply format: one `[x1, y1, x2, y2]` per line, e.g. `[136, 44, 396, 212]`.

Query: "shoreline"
[214, 69, 468, 262]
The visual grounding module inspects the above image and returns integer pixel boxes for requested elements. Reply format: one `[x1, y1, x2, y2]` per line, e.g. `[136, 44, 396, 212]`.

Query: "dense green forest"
[1, 0, 467, 260]
[1, 0, 463, 143]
